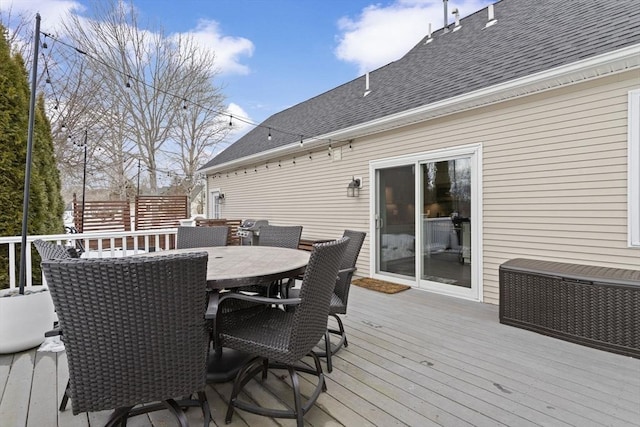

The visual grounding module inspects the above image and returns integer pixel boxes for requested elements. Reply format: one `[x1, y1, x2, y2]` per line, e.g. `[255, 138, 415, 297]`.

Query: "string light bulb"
[40, 31, 356, 162]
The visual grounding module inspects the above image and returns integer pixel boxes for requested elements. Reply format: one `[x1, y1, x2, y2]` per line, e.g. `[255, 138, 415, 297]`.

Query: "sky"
[1, 0, 492, 141]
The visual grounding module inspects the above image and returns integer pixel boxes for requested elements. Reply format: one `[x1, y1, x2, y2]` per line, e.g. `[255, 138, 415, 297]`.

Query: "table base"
[206, 348, 253, 383]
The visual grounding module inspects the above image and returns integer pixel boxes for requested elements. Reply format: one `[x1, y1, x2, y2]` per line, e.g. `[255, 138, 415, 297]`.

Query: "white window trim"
[209, 188, 222, 219]
[629, 89, 640, 247]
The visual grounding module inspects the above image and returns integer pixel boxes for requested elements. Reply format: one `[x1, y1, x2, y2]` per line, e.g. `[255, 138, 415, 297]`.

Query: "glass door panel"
[376, 165, 415, 278]
[420, 158, 471, 288]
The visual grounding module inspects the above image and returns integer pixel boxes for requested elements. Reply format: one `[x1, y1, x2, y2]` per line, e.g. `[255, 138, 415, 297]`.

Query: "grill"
[237, 219, 269, 245]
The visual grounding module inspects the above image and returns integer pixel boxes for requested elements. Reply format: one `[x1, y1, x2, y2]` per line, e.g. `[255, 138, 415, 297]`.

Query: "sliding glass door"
[375, 165, 416, 279]
[372, 145, 480, 300]
[420, 158, 472, 289]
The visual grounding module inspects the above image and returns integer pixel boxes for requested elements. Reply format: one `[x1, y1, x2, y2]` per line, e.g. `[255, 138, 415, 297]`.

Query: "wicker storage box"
[499, 258, 640, 358]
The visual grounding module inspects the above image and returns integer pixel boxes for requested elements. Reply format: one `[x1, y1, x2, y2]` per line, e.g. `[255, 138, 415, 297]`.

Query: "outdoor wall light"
[347, 177, 362, 197]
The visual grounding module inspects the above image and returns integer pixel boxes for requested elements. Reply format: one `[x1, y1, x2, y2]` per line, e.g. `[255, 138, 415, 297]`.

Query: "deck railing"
[0, 228, 177, 290]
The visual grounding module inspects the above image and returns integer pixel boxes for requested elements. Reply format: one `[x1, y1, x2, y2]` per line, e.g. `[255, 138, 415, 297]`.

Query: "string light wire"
[40, 31, 351, 151]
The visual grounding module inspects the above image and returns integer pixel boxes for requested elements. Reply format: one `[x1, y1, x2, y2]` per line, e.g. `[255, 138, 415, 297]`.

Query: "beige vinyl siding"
[209, 69, 640, 304]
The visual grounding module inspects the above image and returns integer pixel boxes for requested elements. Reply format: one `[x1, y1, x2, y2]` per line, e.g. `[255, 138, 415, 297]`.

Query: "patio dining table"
[138, 245, 310, 382]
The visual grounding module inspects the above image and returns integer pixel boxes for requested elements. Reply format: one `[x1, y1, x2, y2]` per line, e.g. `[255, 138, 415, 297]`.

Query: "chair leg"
[198, 391, 211, 427]
[104, 406, 133, 427]
[262, 358, 269, 380]
[226, 356, 264, 423]
[324, 329, 333, 373]
[59, 380, 70, 411]
[163, 399, 189, 427]
[288, 366, 304, 427]
[335, 314, 348, 348]
[309, 351, 327, 392]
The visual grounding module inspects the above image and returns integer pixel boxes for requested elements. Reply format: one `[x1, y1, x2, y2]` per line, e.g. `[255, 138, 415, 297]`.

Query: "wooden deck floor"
[1, 286, 639, 426]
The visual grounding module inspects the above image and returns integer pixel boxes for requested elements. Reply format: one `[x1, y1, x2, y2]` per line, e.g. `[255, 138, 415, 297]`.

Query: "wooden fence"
[135, 196, 189, 230]
[73, 194, 131, 233]
[73, 195, 189, 249]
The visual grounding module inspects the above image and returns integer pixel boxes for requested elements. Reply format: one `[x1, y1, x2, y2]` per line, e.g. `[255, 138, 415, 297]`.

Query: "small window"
[629, 89, 640, 247]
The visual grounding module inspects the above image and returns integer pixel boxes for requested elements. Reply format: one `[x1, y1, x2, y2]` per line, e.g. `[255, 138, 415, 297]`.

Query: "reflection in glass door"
[421, 158, 471, 288]
[375, 165, 415, 279]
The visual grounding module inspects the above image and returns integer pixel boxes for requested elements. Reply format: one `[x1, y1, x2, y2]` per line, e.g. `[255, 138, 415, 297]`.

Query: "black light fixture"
[347, 176, 361, 197]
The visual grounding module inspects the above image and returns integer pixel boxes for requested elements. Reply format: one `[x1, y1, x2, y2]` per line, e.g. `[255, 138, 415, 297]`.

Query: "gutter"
[200, 43, 640, 174]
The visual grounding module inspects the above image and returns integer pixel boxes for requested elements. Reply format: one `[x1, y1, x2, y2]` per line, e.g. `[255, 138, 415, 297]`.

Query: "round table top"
[139, 245, 309, 290]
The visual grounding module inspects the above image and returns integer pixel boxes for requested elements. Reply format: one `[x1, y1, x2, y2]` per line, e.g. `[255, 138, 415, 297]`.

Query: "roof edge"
[201, 43, 640, 175]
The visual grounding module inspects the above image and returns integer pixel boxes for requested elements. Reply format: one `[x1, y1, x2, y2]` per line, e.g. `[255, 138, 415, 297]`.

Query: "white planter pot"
[0, 286, 56, 354]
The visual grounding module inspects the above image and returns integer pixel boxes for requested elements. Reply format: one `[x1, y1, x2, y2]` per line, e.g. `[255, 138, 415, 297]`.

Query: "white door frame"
[369, 143, 483, 301]
[209, 188, 223, 219]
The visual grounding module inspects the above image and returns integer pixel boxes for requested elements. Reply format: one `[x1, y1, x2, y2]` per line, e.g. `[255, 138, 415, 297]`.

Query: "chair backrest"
[289, 237, 349, 360]
[258, 225, 302, 249]
[333, 230, 367, 309]
[33, 239, 76, 260]
[41, 253, 209, 415]
[176, 225, 229, 249]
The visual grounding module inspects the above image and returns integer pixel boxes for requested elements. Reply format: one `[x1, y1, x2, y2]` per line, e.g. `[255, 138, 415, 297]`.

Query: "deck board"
[2, 286, 639, 426]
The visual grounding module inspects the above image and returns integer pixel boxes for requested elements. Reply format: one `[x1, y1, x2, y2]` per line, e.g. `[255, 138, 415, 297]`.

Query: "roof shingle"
[202, 0, 640, 170]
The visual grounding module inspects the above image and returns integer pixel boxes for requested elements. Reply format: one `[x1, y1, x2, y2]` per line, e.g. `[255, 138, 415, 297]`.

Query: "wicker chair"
[216, 237, 349, 427]
[33, 239, 78, 410]
[240, 225, 303, 296]
[41, 253, 211, 427]
[286, 230, 366, 372]
[258, 225, 302, 249]
[33, 239, 77, 260]
[176, 225, 229, 249]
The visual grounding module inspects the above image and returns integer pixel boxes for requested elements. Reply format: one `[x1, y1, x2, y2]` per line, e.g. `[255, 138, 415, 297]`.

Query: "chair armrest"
[219, 292, 301, 308]
[205, 291, 302, 320]
[45, 327, 62, 337]
[205, 292, 219, 320]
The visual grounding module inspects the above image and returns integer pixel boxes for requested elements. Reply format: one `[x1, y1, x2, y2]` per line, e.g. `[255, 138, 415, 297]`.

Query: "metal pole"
[81, 130, 87, 231]
[18, 14, 41, 294]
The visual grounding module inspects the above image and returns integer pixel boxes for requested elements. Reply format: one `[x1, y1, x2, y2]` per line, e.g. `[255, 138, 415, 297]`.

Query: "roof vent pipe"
[452, 8, 461, 31]
[364, 72, 371, 97]
[425, 22, 433, 44]
[443, 0, 449, 33]
[485, 4, 497, 28]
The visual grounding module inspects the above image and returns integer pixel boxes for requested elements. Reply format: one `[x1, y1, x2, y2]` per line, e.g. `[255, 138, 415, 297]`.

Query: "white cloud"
[1, 0, 84, 32]
[335, 0, 492, 74]
[2, 1, 254, 76]
[175, 19, 254, 76]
